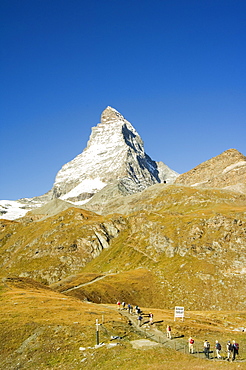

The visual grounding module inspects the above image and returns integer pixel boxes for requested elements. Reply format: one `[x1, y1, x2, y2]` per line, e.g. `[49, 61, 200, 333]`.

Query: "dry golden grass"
[0, 278, 245, 369]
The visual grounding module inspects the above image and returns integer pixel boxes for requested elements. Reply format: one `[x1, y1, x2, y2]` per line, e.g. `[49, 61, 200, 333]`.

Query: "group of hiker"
[116, 301, 154, 327]
[117, 301, 240, 361]
[188, 336, 240, 361]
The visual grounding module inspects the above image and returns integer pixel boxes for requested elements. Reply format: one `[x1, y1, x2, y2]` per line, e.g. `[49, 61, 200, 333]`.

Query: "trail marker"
[174, 306, 184, 321]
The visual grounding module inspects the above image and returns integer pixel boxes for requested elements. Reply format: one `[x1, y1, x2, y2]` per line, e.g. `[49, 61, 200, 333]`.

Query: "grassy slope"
[0, 208, 126, 284]
[76, 200, 246, 310]
[1, 185, 245, 310]
[0, 279, 245, 370]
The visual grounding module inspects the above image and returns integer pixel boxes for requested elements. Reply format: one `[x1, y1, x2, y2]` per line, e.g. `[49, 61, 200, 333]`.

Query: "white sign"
[174, 306, 184, 321]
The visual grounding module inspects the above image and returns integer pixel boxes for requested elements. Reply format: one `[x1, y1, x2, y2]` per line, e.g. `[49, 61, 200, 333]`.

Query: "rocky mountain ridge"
[0, 106, 178, 220]
[1, 107, 246, 221]
[175, 148, 246, 193]
[52, 106, 178, 202]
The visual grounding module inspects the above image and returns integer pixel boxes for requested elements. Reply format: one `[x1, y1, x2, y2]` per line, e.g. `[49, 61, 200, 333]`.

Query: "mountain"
[175, 148, 246, 193]
[1, 108, 246, 369]
[52, 106, 178, 202]
[0, 106, 178, 220]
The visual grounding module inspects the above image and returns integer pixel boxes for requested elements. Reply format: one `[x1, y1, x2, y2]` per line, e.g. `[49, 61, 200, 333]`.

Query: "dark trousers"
[232, 349, 238, 360]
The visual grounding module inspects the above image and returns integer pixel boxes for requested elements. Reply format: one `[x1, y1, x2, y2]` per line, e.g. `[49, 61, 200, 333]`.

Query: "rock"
[175, 149, 246, 193]
[52, 106, 178, 202]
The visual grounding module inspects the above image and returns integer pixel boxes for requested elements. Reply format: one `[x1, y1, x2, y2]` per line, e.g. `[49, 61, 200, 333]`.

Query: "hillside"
[1, 184, 246, 311]
[0, 277, 245, 369]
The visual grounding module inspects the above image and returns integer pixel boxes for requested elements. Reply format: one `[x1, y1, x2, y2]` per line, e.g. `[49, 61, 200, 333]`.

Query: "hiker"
[204, 340, 210, 358]
[122, 301, 125, 310]
[117, 301, 121, 310]
[188, 337, 194, 354]
[226, 340, 233, 361]
[166, 325, 172, 339]
[215, 340, 222, 359]
[135, 305, 139, 315]
[232, 340, 239, 361]
[127, 303, 132, 314]
[138, 314, 142, 327]
[149, 312, 153, 325]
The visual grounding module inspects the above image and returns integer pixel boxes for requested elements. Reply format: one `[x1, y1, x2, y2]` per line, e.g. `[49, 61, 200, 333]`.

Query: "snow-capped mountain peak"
[52, 106, 177, 202]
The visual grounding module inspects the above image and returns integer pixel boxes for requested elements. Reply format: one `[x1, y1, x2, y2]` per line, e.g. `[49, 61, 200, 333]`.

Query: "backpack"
[216, 343, 221, 350]
[190, 339, 194, 344]
[228, 343, 233, 351]
[234, 343, 239, 351]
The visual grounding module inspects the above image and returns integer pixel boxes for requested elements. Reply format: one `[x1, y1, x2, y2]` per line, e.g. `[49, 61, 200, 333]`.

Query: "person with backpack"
[166, 325, 172, 339]
[188, 336, 194, 354]
[226, 340, 233, 361]
[215, 340, 222, 359]
[204, 340, 210, 358]
[138, 314, 143, 327]
[232, 340, 239, 361]
[149, 312, 153, 325]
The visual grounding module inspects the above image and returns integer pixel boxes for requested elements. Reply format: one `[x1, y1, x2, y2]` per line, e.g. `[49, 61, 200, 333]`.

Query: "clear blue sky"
[1, 0, 246, 200]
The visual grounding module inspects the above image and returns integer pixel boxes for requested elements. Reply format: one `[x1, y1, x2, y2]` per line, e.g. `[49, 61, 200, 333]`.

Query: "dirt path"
[59, 278, 244, 363]
[117, 309, 242, 362]
[60, 274, 116, 293]
[119, 309, 189, 352]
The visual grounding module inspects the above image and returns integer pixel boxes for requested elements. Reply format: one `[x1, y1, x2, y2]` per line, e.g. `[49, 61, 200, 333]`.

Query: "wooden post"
[96, 319, 100, 345]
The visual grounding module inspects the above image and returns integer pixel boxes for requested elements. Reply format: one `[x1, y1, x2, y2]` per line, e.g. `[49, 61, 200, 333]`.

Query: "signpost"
[174, 306, 184, 321]
[96, 319, 100, 345]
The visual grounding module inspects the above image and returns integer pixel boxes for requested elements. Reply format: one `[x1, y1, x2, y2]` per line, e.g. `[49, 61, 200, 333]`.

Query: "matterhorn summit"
[0, 107, 178, 220]
[52, 106, 178, 203]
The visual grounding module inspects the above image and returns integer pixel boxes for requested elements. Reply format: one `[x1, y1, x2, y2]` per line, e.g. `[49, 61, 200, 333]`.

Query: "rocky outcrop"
[175, 149, 246, 193]
[0, 208, 127, 284]
[52, 106, 178, 202]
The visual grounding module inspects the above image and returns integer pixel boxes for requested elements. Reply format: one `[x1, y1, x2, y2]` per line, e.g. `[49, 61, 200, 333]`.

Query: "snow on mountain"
[52, 106, 178, 202]
[1, 106, 178, 220]
[0, 199, 44, 220]
[60, 178, 107, 201]
[0, 200, 28, 220]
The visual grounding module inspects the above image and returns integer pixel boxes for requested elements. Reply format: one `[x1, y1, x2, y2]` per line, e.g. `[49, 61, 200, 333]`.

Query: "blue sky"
[1, 0, 246, 200]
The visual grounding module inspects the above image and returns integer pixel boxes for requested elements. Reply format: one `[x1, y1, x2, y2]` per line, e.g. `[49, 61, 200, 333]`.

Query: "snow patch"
[0, 200, 29, 220]
[61, 178, 107, 200]
[222, 161, 246, 174]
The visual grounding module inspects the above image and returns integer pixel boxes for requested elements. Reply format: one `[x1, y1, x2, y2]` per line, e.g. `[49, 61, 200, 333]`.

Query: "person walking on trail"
[232, 340, 239, 361]
[204, 340, 210, 358]
[122, 301, 125, 310]
[149, 312, 153, 325]
[215, 340, 222, 359]
[166, 325, 172, 339]
[127, 303, 132, 314]
[117, 301, 121, 310]
[188, 337, 194, 354]
[138, 314, 143, 327]
[227, 340, 233, 361]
